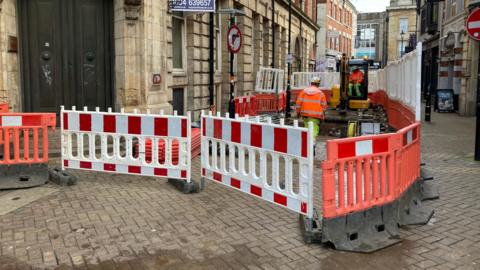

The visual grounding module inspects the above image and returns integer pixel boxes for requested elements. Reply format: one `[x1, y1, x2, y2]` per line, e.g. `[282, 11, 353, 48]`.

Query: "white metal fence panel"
[61, 106, 191, 181]
[291, 72, 322, 90]
[291, 72, 340, 90]
[368, 43, 422, 120]
[201, 112, 315, 218]
[255, 67, 285, 93]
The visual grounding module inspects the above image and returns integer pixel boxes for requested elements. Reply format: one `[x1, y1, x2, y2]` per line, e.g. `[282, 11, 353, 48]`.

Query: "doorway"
[19, 0, 114, 113]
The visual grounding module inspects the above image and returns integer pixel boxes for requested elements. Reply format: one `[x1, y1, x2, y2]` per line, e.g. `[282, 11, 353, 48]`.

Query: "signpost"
[467, 7, 480, 161]
[218, 9, 245, 118]
[227, 24, 242, 117]
[467, 8, 480, 41]
[227, 25, 242, 53]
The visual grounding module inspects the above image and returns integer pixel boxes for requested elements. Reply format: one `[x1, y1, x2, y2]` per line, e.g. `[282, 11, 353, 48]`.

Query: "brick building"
[316, 0, 357, 70]
[0, 0, 318, 121]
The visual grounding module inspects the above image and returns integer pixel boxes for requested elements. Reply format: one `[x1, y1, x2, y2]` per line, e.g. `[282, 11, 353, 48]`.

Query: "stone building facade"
[0, 0, 318, 121]
[386, 0, 417, 62]
[417, 0, 440, 101]
[437, 0, 478, 116]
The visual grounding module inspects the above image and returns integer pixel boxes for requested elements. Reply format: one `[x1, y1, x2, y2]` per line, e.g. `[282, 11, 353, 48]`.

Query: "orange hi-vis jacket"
[295, 86, 328, 119]
[350, 70, 364, 84]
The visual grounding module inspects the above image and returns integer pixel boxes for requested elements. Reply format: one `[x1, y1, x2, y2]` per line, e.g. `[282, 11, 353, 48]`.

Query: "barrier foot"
[168, 178, 203, 194]
[299, 211, 322, 244]
[420, 181, 440, 201]
[49, 167, 77, 186]
[321, 206, 401, 253]
[421, 168, 434, 181]
[398, 180, 435, 226]
[0, 164, 49, 189]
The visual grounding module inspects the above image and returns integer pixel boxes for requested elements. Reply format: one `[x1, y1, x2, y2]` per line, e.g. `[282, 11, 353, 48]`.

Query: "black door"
[19, 0, 113, 113]
[172, 88, 184, 115]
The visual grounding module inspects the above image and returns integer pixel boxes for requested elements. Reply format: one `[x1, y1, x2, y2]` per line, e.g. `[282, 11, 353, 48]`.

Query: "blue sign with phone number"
[169, 0, 215, 12]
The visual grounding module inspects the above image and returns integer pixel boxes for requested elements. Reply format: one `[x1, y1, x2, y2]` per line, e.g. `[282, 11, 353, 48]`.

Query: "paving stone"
[0, 112, 479, 269]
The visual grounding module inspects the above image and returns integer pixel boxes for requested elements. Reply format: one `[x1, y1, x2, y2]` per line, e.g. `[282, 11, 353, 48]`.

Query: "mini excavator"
[325, 54, 387, 137]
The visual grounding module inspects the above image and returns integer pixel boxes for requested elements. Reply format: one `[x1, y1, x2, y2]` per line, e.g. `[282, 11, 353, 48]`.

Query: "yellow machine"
[335, 55, 370, 111]
[330, 84, 341, 108]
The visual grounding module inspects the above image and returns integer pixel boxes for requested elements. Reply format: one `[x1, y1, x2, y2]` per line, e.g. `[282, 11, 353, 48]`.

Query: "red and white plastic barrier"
[0, 103, 8, 113]
[61, 106, 191, 181]
[201, 112, 315, 218]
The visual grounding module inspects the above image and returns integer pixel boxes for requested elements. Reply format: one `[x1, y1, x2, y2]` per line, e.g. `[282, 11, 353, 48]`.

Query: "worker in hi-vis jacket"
[295, 77, 328, 137]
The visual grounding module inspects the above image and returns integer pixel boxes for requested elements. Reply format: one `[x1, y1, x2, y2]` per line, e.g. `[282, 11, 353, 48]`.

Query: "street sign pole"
[209, 12, 215, 109]
[466, 7, 480, 160]
[229, 15, 235, 118]
[285, 0, 292, 119]
[219, 9, 244, 119]
[425, 84, 432, 122]
[476, 81, 480, 161]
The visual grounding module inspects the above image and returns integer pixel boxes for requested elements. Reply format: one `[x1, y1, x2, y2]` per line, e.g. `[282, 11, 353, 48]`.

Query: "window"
[399, 18, 408, 34]
[451, 0, 457, 17]
[262, 19, 270, 67]
[334, 5, 337, 20]
[457, 0, 464, 14]
[172, 12, 185, 70]
[445, 0, 451, 20]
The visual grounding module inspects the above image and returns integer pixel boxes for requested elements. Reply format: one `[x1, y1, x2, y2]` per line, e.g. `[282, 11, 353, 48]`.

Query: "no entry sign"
[467, 8, 480, 41]
[227, 25, 242, 54]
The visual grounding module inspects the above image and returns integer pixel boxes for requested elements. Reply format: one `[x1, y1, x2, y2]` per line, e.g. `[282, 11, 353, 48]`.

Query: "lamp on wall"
[124, 0, 142, 21]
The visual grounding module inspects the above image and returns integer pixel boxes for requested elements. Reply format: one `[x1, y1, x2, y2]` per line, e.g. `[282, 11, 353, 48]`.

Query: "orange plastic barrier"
[370, 90, 415, 130]
[397, 123, 421, 194]
[0, 103, 8, 113]
[255, 93, 286, 113]
[134, 128, 201, 163]
[234, 96, 257, 117]
[321, 122, 421, 219]
[0, 113, 56, 165]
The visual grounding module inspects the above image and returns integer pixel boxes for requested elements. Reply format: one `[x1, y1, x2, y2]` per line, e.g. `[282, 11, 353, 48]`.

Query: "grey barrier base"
[397, 180, 435, 226]
[48, 167, 78, 186]
[299, 213, 322, 244]
[168, 178, 204, 194]
[420, 180, 440, 201]
[421, 167, 434, 181]
[301, 176, 438, 253]
[320, 205, 401, 253]
[420, 167, 439, 200]
[0, 163, 49, 189]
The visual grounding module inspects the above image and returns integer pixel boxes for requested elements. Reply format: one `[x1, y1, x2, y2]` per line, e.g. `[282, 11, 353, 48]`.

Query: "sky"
[351, 0, 390, 12]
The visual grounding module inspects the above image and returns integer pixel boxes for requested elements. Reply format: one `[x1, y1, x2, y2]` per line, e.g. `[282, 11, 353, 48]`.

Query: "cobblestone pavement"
[0, 111, 480, 270]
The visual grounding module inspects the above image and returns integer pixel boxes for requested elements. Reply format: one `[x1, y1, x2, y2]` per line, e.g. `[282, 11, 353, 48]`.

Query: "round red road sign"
[467, 8, 480, 41]
[227, 24, 242, 54]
